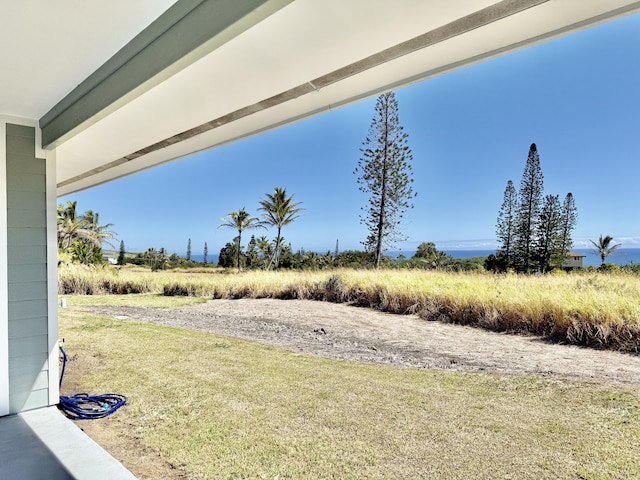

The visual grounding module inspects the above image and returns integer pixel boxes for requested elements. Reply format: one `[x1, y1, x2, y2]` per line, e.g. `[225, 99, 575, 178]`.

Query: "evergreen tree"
[218, 240, 239, 268]
[117, 240, 126, 265]
[534, 194, 562, 272]
[495, 180, 518, 270]
[558, 193, 578, 261]
[354, 91, 415, 268]
[245, 235, 262, 269]
[257, 236, 273, 268]
[513, 143, 544, 272]
[203, 242, 208, 265]
[413, 242, 449, 266]
[186, 238, 191, 261]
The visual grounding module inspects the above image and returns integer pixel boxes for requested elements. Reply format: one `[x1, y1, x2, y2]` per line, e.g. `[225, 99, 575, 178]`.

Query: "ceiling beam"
[39, 0, 292, 149]
[57, 0, 552, 189]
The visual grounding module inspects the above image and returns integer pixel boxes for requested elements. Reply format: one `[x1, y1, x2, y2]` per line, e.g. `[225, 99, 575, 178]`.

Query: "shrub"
[550, 268, 567, 275]
[598, 262, 620, 272]
[323, 275, 348, 303]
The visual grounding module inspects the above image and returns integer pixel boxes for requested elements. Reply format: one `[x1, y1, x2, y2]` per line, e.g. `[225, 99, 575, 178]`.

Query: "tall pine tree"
[534, 194, 562, 272]
[495, 180, 518, 270]
[117, 240, 126, 266]
[203, 242, 208, 265]
[495, 147, 578, 273]
[186, 238, 191, 261]
[354, 91, 415, 268]
[558, 192, 578, 260]
[513, 143, 544, 272]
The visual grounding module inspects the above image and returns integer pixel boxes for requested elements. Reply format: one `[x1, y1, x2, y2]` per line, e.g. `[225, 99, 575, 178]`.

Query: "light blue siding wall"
[5, 124, 50, 413]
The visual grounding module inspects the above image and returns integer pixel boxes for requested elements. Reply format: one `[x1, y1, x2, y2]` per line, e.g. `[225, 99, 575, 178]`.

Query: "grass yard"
[59, 295, 640, 480]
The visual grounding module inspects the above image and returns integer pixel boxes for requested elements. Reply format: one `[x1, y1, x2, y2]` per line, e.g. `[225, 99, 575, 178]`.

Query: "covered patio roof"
[3, 1, 639, 195]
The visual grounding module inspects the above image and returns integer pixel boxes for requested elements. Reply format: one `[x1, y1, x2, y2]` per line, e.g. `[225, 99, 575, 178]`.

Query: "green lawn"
[58, 296, 640, 479]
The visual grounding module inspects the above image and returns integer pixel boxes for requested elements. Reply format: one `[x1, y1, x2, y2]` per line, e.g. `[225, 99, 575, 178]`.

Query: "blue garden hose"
[58, 344, 127, 420]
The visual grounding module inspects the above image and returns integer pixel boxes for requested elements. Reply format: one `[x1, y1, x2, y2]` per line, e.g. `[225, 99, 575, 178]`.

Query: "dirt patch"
[82, 298, 640, 384]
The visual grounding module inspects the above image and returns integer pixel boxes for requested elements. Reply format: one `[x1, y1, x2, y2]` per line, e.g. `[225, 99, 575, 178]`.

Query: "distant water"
[189, 254, 220, 264]
[190, 249, 640, 268]
[572, 248, 640, 267]
[443, 248, 640, 267]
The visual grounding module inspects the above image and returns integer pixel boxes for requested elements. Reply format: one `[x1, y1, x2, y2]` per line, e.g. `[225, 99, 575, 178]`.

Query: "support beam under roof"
[40, 0, 293, 149]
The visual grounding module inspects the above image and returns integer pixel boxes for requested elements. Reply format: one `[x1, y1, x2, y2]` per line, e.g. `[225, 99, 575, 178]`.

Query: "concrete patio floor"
[0, 406, 136, 479]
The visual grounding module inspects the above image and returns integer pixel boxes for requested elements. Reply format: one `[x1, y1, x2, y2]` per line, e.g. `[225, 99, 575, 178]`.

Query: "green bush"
[550, 268, 568, 275]
[598, 262, 620, 272]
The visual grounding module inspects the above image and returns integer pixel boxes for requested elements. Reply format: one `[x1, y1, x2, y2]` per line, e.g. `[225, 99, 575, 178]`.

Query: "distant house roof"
[567, 252, 586, 257]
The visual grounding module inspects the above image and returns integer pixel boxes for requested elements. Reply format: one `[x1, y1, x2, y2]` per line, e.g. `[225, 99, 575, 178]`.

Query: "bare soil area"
[82, 298, 640, 384]
[69, 299, 640, 479]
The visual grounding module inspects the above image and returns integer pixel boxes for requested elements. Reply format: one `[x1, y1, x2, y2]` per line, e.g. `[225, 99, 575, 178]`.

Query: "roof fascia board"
[57, 0, 551, 190]
[40, 0, 292, 149]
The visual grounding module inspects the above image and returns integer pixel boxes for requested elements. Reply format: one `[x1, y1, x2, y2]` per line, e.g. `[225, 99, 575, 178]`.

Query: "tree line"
[217, 187, 303, 271]
[488, 143, 578, 273]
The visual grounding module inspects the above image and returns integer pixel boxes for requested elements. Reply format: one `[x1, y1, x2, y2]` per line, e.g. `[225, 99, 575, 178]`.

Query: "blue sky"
[61, 13, 640, 256]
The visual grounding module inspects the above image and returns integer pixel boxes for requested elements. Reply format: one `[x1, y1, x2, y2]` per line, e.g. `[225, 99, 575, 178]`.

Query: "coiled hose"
[58, 344, 127, 420]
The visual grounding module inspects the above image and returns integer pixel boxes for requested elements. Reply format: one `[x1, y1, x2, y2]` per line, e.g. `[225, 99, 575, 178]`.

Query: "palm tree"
[83, 210, 117, 250]
[258, 188, 303, 269]
[144, 248, 158, 269]
[57, 201, 95, 250]
[218, 208, 264, 271]
[57, 201, 117, 264]
[256, 235, 273, 269]
[589, 235, 621, 265]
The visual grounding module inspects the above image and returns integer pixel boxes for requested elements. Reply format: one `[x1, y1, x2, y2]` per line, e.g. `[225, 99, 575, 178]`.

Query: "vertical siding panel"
[0, 122, 8, 416]
[6, 124, 50, 413]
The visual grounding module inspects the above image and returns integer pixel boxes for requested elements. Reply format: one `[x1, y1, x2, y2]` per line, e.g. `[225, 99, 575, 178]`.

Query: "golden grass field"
[59, 265, 640, 352]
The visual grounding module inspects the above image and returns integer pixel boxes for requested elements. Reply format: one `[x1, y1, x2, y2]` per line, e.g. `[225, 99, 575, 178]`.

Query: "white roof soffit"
[52, 0, 640, 196]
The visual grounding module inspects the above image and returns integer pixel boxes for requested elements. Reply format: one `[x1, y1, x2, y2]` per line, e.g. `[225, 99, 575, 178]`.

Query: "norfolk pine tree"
[496, 180, 518, 270]
[355, 91, 415, 268]
[534, 194, 562, 272]
[557, 193, 578, 263]
[186, 238, 191, 261]
[495, 146, 577, 273]
[117, 240, 126, 265]
[513, 143, 544, 272]
[203, 242, 208, 265]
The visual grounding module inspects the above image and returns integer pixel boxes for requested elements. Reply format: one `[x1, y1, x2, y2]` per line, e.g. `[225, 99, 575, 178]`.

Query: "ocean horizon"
[425, 248, 640, 267]
[189, 248, 640, 268]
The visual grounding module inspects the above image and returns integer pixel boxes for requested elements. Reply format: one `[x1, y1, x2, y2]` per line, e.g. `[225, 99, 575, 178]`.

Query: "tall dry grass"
[58, 265, 640, 352]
